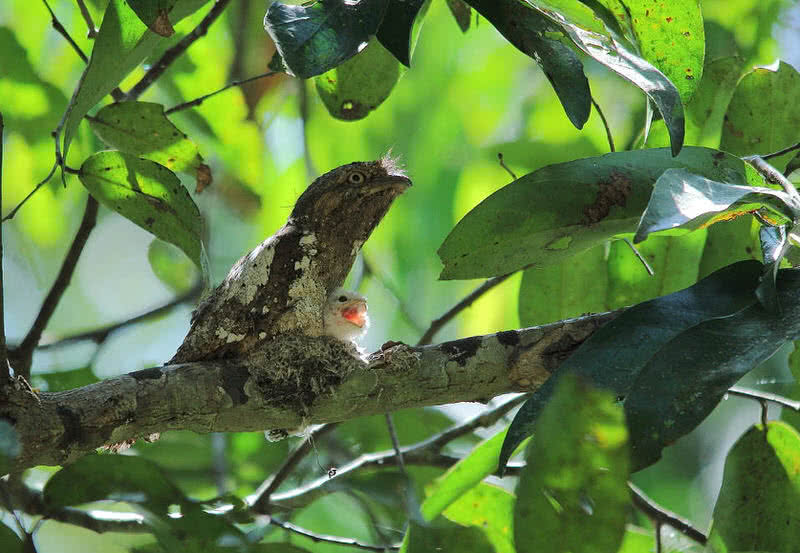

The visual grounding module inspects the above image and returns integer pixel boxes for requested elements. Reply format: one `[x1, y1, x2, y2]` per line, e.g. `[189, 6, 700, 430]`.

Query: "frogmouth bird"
[169, 157, 410, 364]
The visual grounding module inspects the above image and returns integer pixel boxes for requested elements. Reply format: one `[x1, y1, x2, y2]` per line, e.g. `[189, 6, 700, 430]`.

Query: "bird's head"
[323, 288, 369, 342]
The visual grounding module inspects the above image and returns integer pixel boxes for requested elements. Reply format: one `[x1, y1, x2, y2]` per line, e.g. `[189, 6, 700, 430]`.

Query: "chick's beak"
[340, 300, 368, 328]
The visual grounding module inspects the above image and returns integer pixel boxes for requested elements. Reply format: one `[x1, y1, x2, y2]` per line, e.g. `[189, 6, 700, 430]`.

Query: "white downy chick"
[323, 288, 369, 343]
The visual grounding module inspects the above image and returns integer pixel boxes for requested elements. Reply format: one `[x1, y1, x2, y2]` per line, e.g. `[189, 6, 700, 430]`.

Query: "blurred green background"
[2, 0, 799, 551]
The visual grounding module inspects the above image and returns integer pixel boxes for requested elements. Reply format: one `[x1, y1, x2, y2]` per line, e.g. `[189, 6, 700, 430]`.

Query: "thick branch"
[2, 312, 618, 471]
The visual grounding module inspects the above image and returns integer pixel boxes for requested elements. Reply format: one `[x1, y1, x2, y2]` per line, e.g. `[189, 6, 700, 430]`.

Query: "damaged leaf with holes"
[438, 147, 766, 280]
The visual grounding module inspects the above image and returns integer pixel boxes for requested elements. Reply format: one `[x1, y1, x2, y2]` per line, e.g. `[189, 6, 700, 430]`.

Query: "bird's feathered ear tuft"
[380, 150, 405, 177]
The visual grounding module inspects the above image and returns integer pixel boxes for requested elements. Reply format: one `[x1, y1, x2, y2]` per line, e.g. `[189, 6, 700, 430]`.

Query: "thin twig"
[125, 0, 232, 101]
[1, 158, 59, 223]
[744, 155, 800, 204]
[421, 395, 525, 451]
[35, 281, 202, 350]
[0, 112, 7, 382]
[497, 153, 517, 179]
[628, 482, 708, 545]
[74, 0, 98, 38]
[10, 196, 99, 380]
[622, 237, 654, 276]
[592, 97, 615, 152]
[416, 273, 514, 346]
[727, 386, 800, 411]
[361, 256, 424, 334]
[164, 71, 277, 115]
[43, 0, 88, 63]
[269, 518, 400, 552]
[761, 141, 800, 161]
[252, 423, 339, 511]
[384, 413, 406, 472]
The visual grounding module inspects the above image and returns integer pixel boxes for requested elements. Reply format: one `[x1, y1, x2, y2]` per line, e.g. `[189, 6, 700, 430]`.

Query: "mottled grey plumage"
[170, 157, 410, 364]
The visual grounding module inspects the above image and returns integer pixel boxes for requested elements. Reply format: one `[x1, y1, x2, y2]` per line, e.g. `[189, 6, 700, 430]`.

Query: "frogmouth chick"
[323, 288, 369, 343]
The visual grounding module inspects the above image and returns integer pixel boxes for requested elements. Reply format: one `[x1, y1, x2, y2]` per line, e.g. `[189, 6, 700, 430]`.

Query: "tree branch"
[2, 312, 618, 472]
[74, 0, 98, 38]
[9, 195, 99, 380]
[125, 0, 232, 101]
[727, 386, 800, 411]
[628, 482, 708, 545]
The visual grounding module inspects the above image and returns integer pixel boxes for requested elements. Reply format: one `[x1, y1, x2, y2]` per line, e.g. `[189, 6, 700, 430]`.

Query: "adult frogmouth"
[169, 157, 410, 364]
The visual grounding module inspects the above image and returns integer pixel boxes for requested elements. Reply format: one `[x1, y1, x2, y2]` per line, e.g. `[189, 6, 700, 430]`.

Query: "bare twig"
[421, 395, 525, 451]
[164, 71, 277, 115]
[497, 152, 517, 179]
[36, 282, 202, 350]
[622, 237, 654, 276]
[744, 155, 800, 205]
[1, 157, 59, 223]
[269, 517, 400, 552]
[74, 0, 98, 38]
[592, 97, 615, 152]
[42, 0, 88, 63]
[761, 141, 800, 161]
[125, 0, 232, 101]
[384, 412, 406, 472]
[628, 482, 708, 545]
[252, 423, 339, 511]
[416, 273, 514, 346]
[10, 196, 99, 379]
[727, 386, 800, 412]
[0, 112, 7, 382]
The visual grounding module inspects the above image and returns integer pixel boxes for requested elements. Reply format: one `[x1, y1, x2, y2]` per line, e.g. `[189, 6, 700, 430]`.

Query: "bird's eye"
[338, 295, 348, 302]
[347, 171, 366, 184]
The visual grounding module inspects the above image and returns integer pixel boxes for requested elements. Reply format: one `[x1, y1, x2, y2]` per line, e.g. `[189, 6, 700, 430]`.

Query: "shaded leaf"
[446, 0, 471, 32]
[264, 0, 389, 79]
[633, 168, 795, 243]
[61, 0, 210, 161]
[755, 224, 790, 313]
[707, 422, 800, 552]
[403, 519, 494, 553]
[438, 147, 762, 280]
[514, 376, 629, 553]
[78, 151, 203, 269]
[148, 238, 198, 293]
[0, 524, 22, 553]
[527, 0, 685, 156]
[128, 0, 177, 37]
[624, 267, 800, 468]
[685, 56, 745, 147]
[44, 454, 184, 511]
[88, 102, 210, 190]
[500, 260, 763, 472]
[314, 40, 403, 121]
[443, 484, 515, 553]
[465, 0, 591, 129]
[376, 0, 430, 67]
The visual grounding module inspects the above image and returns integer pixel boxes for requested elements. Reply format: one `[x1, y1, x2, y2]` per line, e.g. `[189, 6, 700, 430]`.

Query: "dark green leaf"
[78, 151, 203, 269]
[44, 454, 185, 511]
[755, 224, 790, 313]
[527, 1, 685, 156]
[264, 0, 389, 79]
[624, 267, 800, 468]
[314, 40, 403, 121]
[0, 420, 21, 476]
[721, 61, 800, 170]
[707, 422, 800, 552]
[685, 55, 745, 147]
[404, 519, 494, 553]
[0, 524, 22, 553]
[376, 0, 430, 67]
[514, 376, 629, 553]
[500, 260, 763, 472]
[438, 147, 762, 280]
[88, 102, 209, 190]
[633, 168, 794, 243]
[446, 0, 472, 32]
[61, 0, 211, 161]
[465, 0, 590, 129]
[128, 0, 177, 37]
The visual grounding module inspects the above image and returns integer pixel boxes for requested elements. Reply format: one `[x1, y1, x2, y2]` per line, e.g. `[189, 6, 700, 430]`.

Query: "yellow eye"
[347, 171, 366, 184]
[338, 295, 348, 302]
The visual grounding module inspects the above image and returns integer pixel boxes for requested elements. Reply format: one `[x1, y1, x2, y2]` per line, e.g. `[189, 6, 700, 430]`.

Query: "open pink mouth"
[341, 303, 367, 327]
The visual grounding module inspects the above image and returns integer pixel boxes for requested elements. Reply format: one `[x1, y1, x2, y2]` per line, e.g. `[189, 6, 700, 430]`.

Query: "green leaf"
[438, 147, 762, 280]
[33, 366, 100, 392]
[0, 420, 21, 476]
[500, 260, 763, 472]
[148, 238, 198, 293]
[446, 0, 472, 32]
[128, 0, 177, 37]
[44, 454, 185, 512]
[624, 266, 800, 468]
[526, 0, 685, 156]
[707, 422, 800, 552]
[514, 375, 629, 553]
[314, 40, 403, 121]
[403, 519, 494, 553]
[88, 101, 210, 190]
[420, 429, 509, 520]
[61, 0, 211, 162]
[78, 151, 203, 269]
[376, 0, 430, 67]
[721, 61, 800, 169]
[685, 56, 745, 147]
[264, 0, 389, 79]
[633, 168, 795, 243]
[443, 483, 515, 553]
[464, 0, 591, 129]
[0, 524, 22, 553]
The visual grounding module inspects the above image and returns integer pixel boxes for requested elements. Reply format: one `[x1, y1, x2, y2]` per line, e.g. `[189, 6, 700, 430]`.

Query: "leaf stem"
[592, 96, 615, 152]
[744, 155, 800, 206]
[622, 237, 654, 276]
[42, 0, 88, 63]
[727, 385, 800, 411]
[628, 482, 708, 545]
